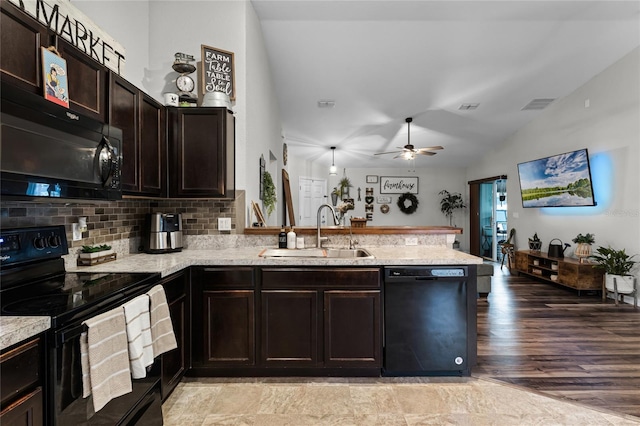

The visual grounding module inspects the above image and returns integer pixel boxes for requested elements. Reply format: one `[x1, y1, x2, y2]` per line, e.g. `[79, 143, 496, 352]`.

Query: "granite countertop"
[0, 316, 51, 351]
[67, 246, 482, 277]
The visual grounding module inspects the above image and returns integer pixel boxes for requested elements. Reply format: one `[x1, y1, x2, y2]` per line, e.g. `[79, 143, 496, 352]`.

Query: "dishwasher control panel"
[386, 266, 467, 278]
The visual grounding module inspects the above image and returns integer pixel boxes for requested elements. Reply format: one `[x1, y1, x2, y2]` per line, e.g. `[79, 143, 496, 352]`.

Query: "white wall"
[467, 47, 640, 270]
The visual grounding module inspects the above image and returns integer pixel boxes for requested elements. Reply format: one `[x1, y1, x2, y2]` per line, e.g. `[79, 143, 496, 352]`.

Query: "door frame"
[468, 175, 506, 258]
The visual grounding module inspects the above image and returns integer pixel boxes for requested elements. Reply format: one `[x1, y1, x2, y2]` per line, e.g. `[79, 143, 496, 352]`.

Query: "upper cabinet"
[109, 74, 166, 197]
[167, 107, 235, 199]
[0, 2, 50, 93]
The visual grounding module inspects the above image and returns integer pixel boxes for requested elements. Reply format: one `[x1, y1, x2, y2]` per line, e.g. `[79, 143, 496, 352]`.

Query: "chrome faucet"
[317, 204, 340, 248]
[349, 224, 358, 250]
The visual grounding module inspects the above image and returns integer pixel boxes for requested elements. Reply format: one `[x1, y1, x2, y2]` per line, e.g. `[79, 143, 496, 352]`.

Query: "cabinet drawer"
[196, 267, 254, 289]
[0, 386, 43, 426]
[0, 338, 40, 408]
[261, 268, 381, 289]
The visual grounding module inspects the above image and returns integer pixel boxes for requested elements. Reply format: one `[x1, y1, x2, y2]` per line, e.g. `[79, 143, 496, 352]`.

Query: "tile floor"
[162, 376, 640, 425]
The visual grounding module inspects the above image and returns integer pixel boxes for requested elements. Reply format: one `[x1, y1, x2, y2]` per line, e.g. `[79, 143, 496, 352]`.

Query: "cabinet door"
[109, 75, 138, 192]
[168, 107, 234, 198]
[0, 387, 43, 426]
[159, 272, 189, 401]
[0, 2, 50, 94]
[56, 38, 107, 121]
[324, 291, 381, 368]
[261, 290, 319, 367]
[202, 291, 255, 366]
[139, 93, 166, 196]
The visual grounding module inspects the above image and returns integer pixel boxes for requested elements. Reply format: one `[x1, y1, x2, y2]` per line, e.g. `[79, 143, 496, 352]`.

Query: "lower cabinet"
[260, 268, 382, 371]
[191, 267, 256, 371]
[0, 337, 43, 426]
[159, 271, 189, 401]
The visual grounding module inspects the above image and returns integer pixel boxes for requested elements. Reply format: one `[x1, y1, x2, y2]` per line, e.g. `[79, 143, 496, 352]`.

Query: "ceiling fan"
[374, 117, 443, 160]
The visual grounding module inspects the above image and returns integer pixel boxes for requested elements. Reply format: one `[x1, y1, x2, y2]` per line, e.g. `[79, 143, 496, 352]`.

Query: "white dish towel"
[147, 285, 177, 357]
[122, 294, 154, 379]
[80, 307, 132, 412]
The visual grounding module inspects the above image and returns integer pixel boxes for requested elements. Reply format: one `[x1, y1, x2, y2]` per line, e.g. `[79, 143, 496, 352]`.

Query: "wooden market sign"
[201, 44, 235, 101]
[8, 0, 126, 74]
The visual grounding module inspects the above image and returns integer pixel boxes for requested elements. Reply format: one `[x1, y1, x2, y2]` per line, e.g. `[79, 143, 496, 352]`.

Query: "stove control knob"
[48, 235, 62, 248]
[33, 236, 47, 250]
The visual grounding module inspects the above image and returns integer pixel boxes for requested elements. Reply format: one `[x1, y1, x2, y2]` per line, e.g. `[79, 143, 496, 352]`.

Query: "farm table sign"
[201, 44, 235, 101]
[380, 176, 419, 194]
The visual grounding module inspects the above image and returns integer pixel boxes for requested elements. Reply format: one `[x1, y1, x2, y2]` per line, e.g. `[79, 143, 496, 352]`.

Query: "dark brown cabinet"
[260, 268, 382, 371]
[0, 2, 50, 94]
[0, 338, 43, 426]
[109, 74, 166, 197]
[191, 267, 255, 371]
[56, 37, 107, 122]
[158, 271, 189, 401]
[167, 107, 235, 199]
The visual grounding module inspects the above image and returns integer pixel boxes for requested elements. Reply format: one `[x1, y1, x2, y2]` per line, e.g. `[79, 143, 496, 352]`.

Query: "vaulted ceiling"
[251, 0, 640, 169]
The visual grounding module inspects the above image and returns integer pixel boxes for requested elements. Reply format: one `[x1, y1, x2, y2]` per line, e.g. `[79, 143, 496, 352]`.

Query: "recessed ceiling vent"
[317, 100, 336, 108]
[521, 98, 555, 111]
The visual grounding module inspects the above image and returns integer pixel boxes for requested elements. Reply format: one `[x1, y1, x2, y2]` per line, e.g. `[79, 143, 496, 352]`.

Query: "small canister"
[163, 93, 179, 106]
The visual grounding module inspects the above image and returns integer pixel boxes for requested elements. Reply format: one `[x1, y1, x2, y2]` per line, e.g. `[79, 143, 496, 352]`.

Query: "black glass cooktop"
[1, 271, 160, 328]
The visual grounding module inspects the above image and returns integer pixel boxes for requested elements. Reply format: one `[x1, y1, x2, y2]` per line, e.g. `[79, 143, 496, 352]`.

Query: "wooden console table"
[515, 250, 603, 295]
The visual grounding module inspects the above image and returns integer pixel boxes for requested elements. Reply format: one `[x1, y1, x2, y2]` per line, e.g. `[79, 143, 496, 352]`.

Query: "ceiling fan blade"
[374, 150, 403, 155]
[416, 146, 444, 152]
[416, 151, 437, 156]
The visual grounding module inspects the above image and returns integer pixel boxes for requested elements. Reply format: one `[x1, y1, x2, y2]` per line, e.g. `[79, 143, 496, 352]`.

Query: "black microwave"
[1, 82, 122, 201]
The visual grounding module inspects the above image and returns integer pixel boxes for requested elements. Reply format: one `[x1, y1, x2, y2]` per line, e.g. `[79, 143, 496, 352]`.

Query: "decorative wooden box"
[350, 217, 367, 228]
[77, 250, 117, 266]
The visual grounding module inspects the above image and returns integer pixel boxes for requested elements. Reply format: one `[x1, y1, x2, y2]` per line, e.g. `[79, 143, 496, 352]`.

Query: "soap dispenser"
[278, 227, 287, 248]
[287, 227, 297, 249]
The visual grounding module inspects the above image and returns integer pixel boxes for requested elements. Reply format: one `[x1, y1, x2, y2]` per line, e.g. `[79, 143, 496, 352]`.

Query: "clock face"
[176, 75, 194, 93]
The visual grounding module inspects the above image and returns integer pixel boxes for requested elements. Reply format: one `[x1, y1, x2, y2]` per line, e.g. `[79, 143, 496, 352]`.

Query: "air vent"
[458, 103, 479, 110]
[521, 98, 555, 110]
[317, 100, 336, 108]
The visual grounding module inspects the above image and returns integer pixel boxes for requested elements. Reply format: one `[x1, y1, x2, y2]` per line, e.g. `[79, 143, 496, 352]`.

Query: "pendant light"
[329, 146, 337, 175]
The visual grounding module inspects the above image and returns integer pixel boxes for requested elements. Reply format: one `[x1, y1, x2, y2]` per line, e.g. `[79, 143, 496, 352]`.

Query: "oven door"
[51, 323, 162, 426]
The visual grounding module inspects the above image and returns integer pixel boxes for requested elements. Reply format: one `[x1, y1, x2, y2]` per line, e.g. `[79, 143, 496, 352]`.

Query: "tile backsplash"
[0, 190, 244, 251]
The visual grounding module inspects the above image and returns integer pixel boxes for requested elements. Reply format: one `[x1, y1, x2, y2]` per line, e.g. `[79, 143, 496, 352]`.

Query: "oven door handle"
[57, 323, 88, 347]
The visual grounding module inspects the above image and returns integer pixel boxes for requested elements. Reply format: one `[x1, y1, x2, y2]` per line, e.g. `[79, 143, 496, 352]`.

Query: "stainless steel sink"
[259, 248, 374, 259]
[326, 248, 374, 258]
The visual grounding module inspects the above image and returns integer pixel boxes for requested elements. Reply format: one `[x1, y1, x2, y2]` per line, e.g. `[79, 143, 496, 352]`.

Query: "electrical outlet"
[218, 217, 232, 231]
[405, 237, 418, 246]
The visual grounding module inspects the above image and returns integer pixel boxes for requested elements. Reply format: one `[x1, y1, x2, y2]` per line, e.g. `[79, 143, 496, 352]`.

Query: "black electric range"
[0, 225, 163, 425]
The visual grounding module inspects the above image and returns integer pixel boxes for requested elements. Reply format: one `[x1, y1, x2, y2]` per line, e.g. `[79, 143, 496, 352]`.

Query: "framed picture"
[380, 176, 419, 194]
[201, 44, 236, 101]
[377, 196, 392, 204]
[366, 175, 378, 183]
[259, 155, 265, 200]
[41, 47, 69, 108]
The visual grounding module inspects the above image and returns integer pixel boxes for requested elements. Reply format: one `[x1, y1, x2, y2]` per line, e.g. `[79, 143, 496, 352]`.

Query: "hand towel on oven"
[147, 285, 177, 356]
[123, 294, 154, 379]
[80, 307, 132, 412]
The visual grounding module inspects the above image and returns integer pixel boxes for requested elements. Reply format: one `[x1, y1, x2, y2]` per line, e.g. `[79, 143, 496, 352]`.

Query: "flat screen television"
[517, 148, 596, 208]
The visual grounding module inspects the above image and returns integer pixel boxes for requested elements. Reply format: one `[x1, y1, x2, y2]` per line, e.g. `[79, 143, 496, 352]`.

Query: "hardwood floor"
[474, 263, 640, 419]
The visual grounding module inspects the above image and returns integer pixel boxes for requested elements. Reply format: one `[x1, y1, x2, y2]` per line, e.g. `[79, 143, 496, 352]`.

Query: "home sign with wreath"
[397, 192, 419, 214]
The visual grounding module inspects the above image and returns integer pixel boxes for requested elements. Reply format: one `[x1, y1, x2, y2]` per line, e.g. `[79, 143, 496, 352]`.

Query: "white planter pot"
[80, 249, 114, 259]
[605, 274, 637, 293]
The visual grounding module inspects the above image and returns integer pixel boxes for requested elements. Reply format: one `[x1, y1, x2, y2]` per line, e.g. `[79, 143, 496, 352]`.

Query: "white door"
[298, 177, 327, 226]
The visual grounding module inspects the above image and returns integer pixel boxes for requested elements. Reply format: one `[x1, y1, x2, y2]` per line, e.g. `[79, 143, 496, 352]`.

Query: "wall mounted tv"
[517, 148, 596, 208]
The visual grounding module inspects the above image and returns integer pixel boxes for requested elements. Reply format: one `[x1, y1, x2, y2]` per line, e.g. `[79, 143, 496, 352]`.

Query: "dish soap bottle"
[278, 227, 287, 248]
[287, 227, 297, 249]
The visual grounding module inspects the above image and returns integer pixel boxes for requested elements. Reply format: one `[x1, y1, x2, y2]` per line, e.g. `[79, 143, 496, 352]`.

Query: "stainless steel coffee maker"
[145, 213, 183, 253]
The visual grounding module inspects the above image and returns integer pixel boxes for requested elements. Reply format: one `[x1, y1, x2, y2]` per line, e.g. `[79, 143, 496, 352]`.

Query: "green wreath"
[397, 192, 419, 214]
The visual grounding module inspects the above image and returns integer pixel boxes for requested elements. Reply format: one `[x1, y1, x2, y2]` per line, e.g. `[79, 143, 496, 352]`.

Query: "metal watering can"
[548, 238, 570, 258]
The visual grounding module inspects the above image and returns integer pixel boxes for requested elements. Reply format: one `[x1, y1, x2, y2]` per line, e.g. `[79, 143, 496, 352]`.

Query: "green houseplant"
[262, 171, 276, 216]
[438, 190, 466, 226]
[590, 246, 638, 297]
[572, 233, 595, 261]
[79, 244, 114, 260]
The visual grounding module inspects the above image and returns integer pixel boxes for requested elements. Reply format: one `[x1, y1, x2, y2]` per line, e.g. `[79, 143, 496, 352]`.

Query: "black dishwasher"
[383, 265, 477, 376]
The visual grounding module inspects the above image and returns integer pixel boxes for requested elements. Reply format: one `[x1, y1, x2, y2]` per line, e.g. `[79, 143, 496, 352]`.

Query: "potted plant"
[590, 246, 638, 294]
[331, 187, 340, 206]
[528, 233, 541, 251]
[79, 244, 113, 259]
[572, 233, 595, 262]
[439, 190, 466, 227]
[338, 176, 352, 200]
[262, 170, 276, 216]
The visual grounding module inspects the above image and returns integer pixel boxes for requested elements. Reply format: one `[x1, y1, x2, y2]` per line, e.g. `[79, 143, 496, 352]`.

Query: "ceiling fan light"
[403, 151, 414, 160]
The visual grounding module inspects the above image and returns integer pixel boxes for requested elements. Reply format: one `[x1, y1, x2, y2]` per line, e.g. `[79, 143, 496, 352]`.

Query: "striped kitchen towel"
[122, 294, 154, 379]
[81, 307, 132, 412]
[147, 285, 177, 356]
